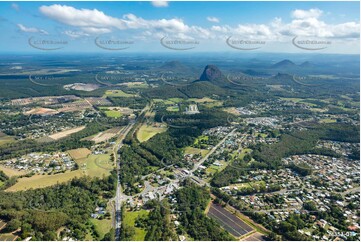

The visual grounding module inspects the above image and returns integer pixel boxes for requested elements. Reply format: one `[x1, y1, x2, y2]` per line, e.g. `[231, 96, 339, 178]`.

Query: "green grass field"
[90, 218, 112, 239]
[99, 107, 123, 118]
[166, 106, 179, 112]
[167, 98, 183, 103]
[0, 135, 15, 146]
[6, 154, 113, 192]
[319, 118, 337, 123]
[206, 160, 227, 175]
[184, 147, 209, 157]
[123, 210, 149, 241]
[237, 148, 252, 160]
[194, 135, 209, 145]
[104, 110, 122, 118]
[136, 124, 167, 142]
[104, 90, 135, 97]
[152, 99, 176, 105]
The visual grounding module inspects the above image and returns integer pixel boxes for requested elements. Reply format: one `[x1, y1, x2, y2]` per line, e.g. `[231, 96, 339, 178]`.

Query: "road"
[112, 104, 150, 240]
[191, 128, 237, 173]
[189, 128, 243, 187]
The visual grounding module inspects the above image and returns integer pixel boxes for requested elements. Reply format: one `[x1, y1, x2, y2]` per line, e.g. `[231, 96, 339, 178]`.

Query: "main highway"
[112, 104, 150, 240]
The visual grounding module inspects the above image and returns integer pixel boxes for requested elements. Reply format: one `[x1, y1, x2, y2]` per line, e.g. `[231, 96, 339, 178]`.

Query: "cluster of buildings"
[316, 140, 359, 157]
[283, 154, 359, 193]
[0, 152, 76, 174]
[10, 95, 79, 106]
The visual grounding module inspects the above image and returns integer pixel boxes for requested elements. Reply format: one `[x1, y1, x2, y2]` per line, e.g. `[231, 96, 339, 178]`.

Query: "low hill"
[271, 59, 297, 69]
[144, 80, 227, 99]
[157, 61, 195, 73]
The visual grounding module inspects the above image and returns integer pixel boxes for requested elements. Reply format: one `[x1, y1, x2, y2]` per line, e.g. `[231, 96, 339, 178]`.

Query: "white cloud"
[207, 17, 219, 23]
[17, 24, 48, 34]
[11, 3, 19, 11]
[151, 1, 169, 8]
[38, 5, 359, 42]
[39, 4, 127, 33]
[291, 8, 323, 19]
[39, 4, 188, 34]
[63, 30, 90, 38]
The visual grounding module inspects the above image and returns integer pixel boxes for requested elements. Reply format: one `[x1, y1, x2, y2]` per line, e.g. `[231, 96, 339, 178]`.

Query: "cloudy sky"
[0, 1, 359, 53]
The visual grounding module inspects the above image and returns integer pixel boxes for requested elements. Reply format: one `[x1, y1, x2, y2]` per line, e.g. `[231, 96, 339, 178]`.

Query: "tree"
[4, 219, 21, 232]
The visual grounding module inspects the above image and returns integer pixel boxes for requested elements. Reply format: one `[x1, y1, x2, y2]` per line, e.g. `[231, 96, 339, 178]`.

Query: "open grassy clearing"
[168, 98, 183, 103]
[104, 110, 122, 118]
[206, 160, 227, 175]
[68, 148, 91, 160]
[152, 99, 176, 105]
[48, 126, 85, 140]
[83, 127, 122, 143]
[5, 170, 84, 191]
[188, 97, 216, 103]
[0, 135, 15, 146]
[123, 210, 149, 241]
[5, 154, 113, 192]
[194, 135, 209, 145]
[118, 82, 148, 88]
[76, 154, 114, 177]
[136, 124, 167, 142]
[238, 148, 252, 160]
[166, 106, 179, 112]
[104, 89, 136, 97]
[184, 146, 209, 157]
[189, 97, 223, 108]
[310, 108, 327, 113]
[319, 118, 337, 123]
[223, 107, 241, 116]
[202, 101, 223, 108]
[90, 218, 112, 239]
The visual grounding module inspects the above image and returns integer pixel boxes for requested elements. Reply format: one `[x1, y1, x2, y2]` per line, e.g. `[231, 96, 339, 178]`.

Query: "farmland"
[68, 148, 92, 160]
[85, 127, 123, 143]
[49, 126, 86, 140]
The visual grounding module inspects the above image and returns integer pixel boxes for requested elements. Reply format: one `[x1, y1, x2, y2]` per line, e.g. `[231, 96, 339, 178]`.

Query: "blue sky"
[0, 1, 359, 53]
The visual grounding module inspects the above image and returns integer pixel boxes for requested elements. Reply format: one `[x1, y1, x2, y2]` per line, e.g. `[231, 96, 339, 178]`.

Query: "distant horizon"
[0, 51, 360, 56]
